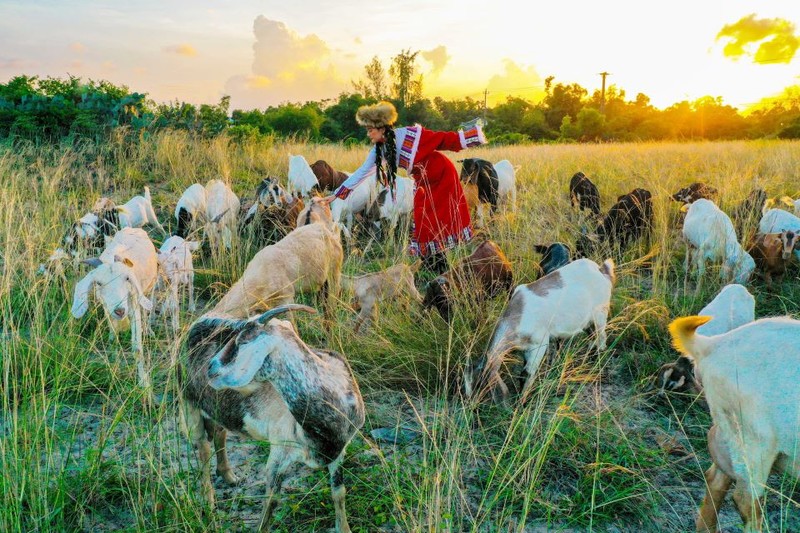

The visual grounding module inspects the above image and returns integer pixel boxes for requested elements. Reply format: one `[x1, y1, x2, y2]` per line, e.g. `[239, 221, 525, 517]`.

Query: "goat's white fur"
[155, 236, 199, 333]
[682, 199, 755, 285]
[329, 168, 379, 239]
[287, 154, 319, 199]
[175, 183, 207, 232]
[493, 159, 518, 209]
[377, 177, 415, 231]
[118, 187, 166, 235]
[205, 179, 240, 250]
[343, 262, 422, 333]
[670, 315, 800, 532]
[70, 228, 158, 389]
[465, 258, 615, 401]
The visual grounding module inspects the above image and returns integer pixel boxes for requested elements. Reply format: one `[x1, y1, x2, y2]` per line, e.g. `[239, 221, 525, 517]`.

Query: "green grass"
[1, 133, 800, 532]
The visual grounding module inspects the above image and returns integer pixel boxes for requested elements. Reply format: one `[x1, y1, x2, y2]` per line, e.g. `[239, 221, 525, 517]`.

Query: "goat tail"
[600, 258, 616, 285]
[668, 315, 713, 361]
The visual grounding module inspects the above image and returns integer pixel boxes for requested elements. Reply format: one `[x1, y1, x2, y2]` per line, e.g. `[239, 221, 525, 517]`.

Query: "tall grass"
[1, 133, 799, 531]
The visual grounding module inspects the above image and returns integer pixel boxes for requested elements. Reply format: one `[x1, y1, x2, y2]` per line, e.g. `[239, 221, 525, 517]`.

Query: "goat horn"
[254, 304, 318, 324]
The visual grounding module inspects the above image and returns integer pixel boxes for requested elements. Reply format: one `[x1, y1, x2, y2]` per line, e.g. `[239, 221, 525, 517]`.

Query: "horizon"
[2, 1, 800, 112]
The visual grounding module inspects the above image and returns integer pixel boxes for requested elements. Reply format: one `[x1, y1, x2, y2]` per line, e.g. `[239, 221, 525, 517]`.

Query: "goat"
[464, 258, 615, 403]
[533, 243, 571, 275]
[759, 208, 800, 261]
[569, 172, 601, 216]
[493, 159, 518, 209]
[747, 230, 800, 287]
[422, 240, 514, 323]
[671, 182, 718, 205]
[213, 198, 342, 319]
[682, 199, 754, 288]
[343, 262, 422, 333]
[376, 177, 415, 235]
[205, 179, 240, 250]
[117, 186, 166, 235]
[70, 227, 158, 390]
[459, 158, 499, 227]
[182, 304, 365, 532]
[311, 159, 349, 193]
[155, 235, 199, 333]
[669, 314, 800, 532]
[328, 168, 380, 241]
[174, 183, 207, 239]
[287, 154, 320, 198]
[578, 188, 652, 255]
[654, 283, 754, 395]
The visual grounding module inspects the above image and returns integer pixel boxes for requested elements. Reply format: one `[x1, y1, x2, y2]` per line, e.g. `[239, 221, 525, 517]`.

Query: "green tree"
[543, 76, 587, 130]
[352, 56, 388, 100]
[389, 49, 422, 112]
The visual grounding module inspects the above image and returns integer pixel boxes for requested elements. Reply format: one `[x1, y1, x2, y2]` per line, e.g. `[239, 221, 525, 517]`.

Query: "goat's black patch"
[176, 207, 192, 238]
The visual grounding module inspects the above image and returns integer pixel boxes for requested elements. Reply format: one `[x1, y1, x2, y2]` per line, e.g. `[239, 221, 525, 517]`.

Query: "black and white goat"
[181, 304, 365, 532]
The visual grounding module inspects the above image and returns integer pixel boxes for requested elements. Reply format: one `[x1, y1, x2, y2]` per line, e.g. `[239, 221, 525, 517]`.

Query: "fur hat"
[356, 101, 398, 128]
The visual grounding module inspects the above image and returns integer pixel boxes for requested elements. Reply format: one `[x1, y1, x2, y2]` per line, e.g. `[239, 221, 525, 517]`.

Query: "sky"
[1, 0, 799, 111]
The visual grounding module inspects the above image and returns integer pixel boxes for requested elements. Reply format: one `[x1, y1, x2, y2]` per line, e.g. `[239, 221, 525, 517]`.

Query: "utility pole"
[483, 89, 488, 122]
[598, 71, 610, 113]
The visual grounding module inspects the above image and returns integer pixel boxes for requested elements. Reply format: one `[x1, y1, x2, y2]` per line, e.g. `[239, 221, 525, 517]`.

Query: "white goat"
[465, 258, 615, 402]
[70, 227, 158, 390]
[205, 179, 240, 250]
[377, 177, 415, 233]
[654, 283, 755, 394]
[155, 236, 199, 333]
[212, 198, 343, 319]
[287, 154, 320, 199]
[117, 186, 166, 235]
[669, 314, 800, 532]
[682, 199, 755, 287]
[493, 159, 518, 209]
[329, 168, 379, 240]
[759, 207, 800, 261]
[174, 183, 207, 239]
[182, 304, 365, 532]
[343, 262, 422, 333]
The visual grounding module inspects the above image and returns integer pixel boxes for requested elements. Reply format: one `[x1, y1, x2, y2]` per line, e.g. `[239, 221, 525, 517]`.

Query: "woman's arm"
[332, 145, 377, 199]
[415, 122, 488, 155]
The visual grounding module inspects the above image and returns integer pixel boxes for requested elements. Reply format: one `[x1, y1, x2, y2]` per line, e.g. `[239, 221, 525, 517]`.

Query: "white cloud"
[163, 44, 198, 57]
[421, 45, 449, 77]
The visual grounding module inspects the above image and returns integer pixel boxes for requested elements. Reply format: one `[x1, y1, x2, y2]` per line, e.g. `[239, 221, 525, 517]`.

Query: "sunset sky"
[2, 1, 799, 112]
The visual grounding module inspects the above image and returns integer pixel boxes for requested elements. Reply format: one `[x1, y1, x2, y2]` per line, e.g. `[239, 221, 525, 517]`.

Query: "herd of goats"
[37, 153, 800, 532]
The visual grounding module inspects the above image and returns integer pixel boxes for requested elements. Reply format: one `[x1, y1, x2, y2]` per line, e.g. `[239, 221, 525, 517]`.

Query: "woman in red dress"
[326, 101, 487, 273]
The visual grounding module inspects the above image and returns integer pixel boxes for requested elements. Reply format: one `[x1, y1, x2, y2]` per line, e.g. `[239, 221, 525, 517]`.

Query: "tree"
[543, 76, 587, 130]
[320, 93, 373, 142]
[352, 56, 387, 100]
[389, 49, 422, 112]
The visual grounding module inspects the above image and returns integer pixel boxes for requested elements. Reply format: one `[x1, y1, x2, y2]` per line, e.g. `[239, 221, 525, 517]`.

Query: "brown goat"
[422, 240, 514, 322]
[311, 160, 349, 192]
[343, 262, 422, 333]
[747, 230, 800, 287]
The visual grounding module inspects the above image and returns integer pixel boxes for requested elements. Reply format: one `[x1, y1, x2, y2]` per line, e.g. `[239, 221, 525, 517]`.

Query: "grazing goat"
[423, 240, 514, 322]
[759, 208, 800, 261]
[578, 188, 652, 255]
[493, 159, 518, 209]
[464, 258, 615, 403]
[328, 168, 380, 241]
[205, 179, 240, 250]
[533, 243, 571, 275]
[747, 230, 800, 287]
[569, 172, 601, 216]
[117, 186, 166, 235]
[213, 198, 343, 319]
[244, 195, 305, 246]
[669, 315, 800, 533]
[155, 236, 199, 333]
[287, 154, 320, 198]
[174, 183, 207, 239]
[311, 159, 349, 192]
[671, 182, 718, 205]
[682, 199, 754, 287]
[459, 158, 499, 226]
[654, 283, 754, 395]
[376, 177, 415, 235]
[343, 262, 422, 333]
[732, 188, 767, 239]
[71, 228, 158, 390]
[182, 304, 365, 532]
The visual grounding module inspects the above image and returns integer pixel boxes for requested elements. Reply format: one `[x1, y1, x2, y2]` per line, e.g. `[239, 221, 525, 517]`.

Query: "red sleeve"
[414, 127, 463, 162]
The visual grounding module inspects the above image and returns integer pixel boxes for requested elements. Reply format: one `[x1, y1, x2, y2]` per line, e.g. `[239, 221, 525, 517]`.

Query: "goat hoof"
[219, 470, 239, 485]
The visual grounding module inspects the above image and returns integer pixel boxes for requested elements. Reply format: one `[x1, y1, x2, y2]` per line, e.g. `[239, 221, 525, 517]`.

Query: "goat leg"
[696, 464, 732, 532]
[329, 457, 352, 533]
[213, 427, 239, 485]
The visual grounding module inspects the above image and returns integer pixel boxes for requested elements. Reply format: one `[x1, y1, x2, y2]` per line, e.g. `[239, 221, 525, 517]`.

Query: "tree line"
[2, 49, 800, 144]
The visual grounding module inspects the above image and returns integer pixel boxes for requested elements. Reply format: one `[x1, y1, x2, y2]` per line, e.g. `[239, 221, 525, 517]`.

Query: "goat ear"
[210, 338, 272, 389]
[532, 244, 548, 254]
[114, 255, 134, 268]
[82, 257, 103, 268]
[71, 270, 96, 318]
[126, 272, 153, 311]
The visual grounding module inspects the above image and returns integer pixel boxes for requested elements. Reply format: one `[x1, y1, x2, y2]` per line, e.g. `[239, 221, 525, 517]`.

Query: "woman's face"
[366, 126, 386, 144]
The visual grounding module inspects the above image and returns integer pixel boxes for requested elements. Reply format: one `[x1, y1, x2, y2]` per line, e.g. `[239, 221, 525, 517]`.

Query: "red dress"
[408, 128, 473, 257]
[333, 123, 486, 257]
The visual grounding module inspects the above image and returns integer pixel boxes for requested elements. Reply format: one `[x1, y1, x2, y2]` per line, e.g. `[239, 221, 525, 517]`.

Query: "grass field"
[1, 132, 799, 532]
